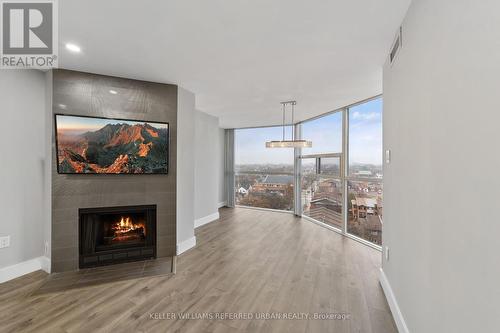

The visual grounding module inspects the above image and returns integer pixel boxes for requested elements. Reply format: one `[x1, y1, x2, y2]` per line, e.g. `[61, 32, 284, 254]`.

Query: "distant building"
[250, 174, 293, 196]
[262, 175, 293, 185]
[318, 180, 338, 193]
[306, 199, 343, 228]
[355, 170, 373, 177]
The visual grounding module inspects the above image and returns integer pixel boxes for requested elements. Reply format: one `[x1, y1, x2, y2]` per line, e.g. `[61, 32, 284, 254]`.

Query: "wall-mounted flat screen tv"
[55, 114, 169, 174]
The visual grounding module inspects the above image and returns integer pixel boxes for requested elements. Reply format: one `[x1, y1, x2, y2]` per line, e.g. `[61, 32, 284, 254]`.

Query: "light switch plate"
[385, 149, 391, 164]
[0, 236, 10, 249]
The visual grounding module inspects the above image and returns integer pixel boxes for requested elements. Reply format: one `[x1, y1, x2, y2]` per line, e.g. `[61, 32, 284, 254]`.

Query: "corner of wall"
[194, 211, 220, 229]
[40, 256, 51, 274]
[0, 257, 50, 283]
[176, 87, 196, 249]
[176, 236, 196, 255]
[379, 268, 410, 333]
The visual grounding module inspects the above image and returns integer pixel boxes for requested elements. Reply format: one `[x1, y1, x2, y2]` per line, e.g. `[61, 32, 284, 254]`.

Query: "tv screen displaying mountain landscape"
[55, 114, 169, 174]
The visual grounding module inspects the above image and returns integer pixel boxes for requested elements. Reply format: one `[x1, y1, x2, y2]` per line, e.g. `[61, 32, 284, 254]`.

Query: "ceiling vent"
[389, 26, 402, 65]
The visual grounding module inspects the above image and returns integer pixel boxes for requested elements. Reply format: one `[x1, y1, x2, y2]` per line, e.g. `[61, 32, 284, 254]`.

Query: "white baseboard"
[176, 236, 196, 255]
[217, 201, 227, 208]
[194, 212, 220, 228]
[40, 256, 51, 274]
[0, 256, 49, 283]
[379, 268, 410, 333]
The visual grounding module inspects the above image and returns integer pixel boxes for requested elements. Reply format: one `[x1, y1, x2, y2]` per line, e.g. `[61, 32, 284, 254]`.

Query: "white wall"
[382, 1, 500, 332]
[177, 91, 225, 251]
[43, 70, 52, 271]
[0, 70, 48, 269]
[194, 111, 224, 222]
[176, 87, 196, 253]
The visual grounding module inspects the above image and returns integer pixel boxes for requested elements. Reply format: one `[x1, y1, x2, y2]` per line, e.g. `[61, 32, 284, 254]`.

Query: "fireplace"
[79, 205, 156, 268]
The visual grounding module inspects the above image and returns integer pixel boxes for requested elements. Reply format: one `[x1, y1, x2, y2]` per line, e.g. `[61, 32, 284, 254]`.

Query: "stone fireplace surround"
[51, 69, 177, 272]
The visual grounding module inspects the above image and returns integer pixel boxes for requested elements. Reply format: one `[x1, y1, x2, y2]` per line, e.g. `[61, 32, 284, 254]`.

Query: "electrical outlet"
[44, 241, 49, 255]
[0, 236, 10, 249]
[385, 246, 390, 261]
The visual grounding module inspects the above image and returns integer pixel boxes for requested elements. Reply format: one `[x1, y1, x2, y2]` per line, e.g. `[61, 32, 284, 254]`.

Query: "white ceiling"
[59, 0, 411, 128]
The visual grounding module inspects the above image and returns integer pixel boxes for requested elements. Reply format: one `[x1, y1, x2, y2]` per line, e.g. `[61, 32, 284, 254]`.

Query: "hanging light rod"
[265, 101, 312, 148]
[265, 140, 312, 148]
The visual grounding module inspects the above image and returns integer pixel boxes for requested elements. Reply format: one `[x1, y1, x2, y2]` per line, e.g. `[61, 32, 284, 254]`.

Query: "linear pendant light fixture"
[266, 101, 312, 148]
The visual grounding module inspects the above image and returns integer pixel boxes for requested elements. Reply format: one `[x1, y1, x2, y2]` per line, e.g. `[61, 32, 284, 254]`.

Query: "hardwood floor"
[0, 208, 396, 333]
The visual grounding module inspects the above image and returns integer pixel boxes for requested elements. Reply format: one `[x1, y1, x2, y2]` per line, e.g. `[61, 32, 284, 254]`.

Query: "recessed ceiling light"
[109, 90, 118, 95]
[65, 43, 81, 53]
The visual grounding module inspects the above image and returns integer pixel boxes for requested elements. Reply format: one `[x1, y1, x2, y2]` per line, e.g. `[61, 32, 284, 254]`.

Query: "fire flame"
[112, 216, 145, 236]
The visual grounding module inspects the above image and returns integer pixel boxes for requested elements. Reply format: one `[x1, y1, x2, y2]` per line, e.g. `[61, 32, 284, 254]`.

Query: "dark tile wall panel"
[51, 69, 177, 272]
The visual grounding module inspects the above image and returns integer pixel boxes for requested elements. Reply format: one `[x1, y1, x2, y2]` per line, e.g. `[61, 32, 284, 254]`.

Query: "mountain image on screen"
[56, 117, 168, 174]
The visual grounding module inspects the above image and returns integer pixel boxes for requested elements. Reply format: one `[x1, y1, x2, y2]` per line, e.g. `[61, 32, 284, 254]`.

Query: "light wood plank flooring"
[0, 208, 396, 333]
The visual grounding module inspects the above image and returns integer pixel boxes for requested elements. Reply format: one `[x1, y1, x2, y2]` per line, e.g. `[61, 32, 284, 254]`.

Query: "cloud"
[351, 111, 379, 121]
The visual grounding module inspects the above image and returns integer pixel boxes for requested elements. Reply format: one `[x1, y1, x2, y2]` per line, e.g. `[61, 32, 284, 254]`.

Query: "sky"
[235, 98, 382, 165]
[348, 98, 383, 166]
[56, 115, 168, 135]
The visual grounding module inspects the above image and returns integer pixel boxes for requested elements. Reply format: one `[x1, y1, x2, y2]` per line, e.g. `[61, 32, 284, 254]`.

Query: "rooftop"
[262, 175, 294, 185]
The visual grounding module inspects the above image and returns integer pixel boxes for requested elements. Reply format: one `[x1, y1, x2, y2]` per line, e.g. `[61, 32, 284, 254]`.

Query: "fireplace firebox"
[79, 205, 156, 268]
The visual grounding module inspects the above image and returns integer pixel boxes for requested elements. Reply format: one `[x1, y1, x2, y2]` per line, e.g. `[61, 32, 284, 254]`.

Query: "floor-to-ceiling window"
[300, 111, 344, 229]
[299, 96, 383, 247]
[346, 97, 383, 245]
[234, 126, 294, 211]
[232, 96, 383, 247]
